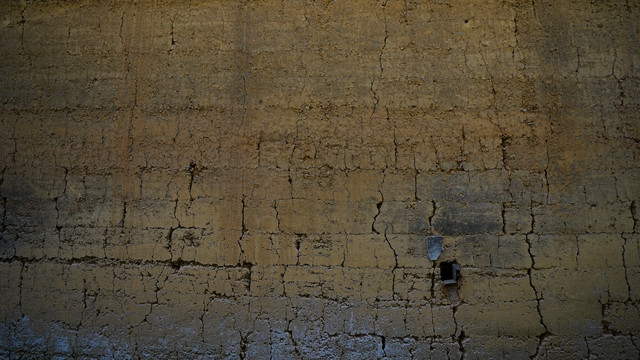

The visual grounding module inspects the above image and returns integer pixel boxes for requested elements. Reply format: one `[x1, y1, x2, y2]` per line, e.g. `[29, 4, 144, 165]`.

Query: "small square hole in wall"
[440, 261, 460, 285]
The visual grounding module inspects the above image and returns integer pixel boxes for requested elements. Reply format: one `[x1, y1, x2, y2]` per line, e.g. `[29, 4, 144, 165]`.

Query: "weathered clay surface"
[0, 0, 639, 358]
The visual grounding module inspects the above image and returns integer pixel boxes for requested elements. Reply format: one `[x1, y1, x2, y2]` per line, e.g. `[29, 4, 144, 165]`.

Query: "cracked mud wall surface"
[0, 0, 639, 358]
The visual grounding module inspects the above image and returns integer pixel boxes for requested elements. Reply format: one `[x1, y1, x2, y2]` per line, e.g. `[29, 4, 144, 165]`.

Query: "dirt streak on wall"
[0, 0, 639, 358]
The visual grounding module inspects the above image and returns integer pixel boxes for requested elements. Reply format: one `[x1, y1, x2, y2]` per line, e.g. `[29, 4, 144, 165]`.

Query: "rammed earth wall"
[0, 0, 639, 358]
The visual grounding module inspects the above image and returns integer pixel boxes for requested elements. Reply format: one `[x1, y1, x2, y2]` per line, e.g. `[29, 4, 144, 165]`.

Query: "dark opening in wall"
[440, 261, 461, 285]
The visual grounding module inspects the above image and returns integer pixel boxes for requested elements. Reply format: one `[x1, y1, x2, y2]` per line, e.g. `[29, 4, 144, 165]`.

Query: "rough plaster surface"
[0, 0, 639, 359]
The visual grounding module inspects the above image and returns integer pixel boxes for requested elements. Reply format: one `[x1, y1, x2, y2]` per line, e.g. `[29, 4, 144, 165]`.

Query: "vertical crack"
[428, 200, 437, 229]
[526, 200, 549, 359]
[54, 167, 66, 251]
[118, 201, 127, 228]
[372, 170, 385, 234]
[600, 299, 611, 334]
[199, 298, 207, 345]
[383, 230, 398, 300]
[76, 279, 88, 331]
[513, 8, 519, 61]
[544, 140, 550, 203]
[239, 331, 248, 359]
[378, 11, 388, 77]
[19, 3, 27, 55]
[188, 162, 197, 201]
[452, 303, 465, 360]
[166, 199, 180, 256]
[456, 126, 467, 169]
[18, 261, 25, 319]
[575, 236, 580, 270]
[66, 25, 71, 49]
[631, 200, 637, 233]
[370, 2, 388, 118]
[282, 266, 288, 297]
[525, 229, 550, 359]
[118, 11, 125, 47]
[288, 173, 293, 199]
[241, 74, 247, 126]
[268, 234, 280, 261]
[273, 200, 281, 232]
[584, 337, 591, 359]
[372, 200, 383, 234]
[630, 335, 640, 354]
[429, 305, 437, 342]
[238, 195, 247, 264]
[414, 167, 419, 201]
[57, 167, 68, 236]
[429, 257, 437, 304]
[244, 262, 252, 294]
[239, 1, 248, 129]
[501, 202, 507, 234]
[480, 53, 497, 110]
[621, 234, 632, 303]
[286, 316, 301, 359]
[173, 198, 180, 227]
[142, 270, 167, 324]
[167, 16, 176, 54]
[531, 0, 538, 20]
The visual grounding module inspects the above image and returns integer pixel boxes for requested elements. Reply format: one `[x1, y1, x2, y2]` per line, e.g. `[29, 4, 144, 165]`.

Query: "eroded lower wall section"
[1, 0, 639, 359]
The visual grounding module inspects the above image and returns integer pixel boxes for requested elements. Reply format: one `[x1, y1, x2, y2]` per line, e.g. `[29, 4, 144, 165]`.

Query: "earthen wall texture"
[0, 0, 639, 358]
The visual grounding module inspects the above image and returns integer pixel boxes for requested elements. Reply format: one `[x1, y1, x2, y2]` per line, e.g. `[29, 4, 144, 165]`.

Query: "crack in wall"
[370, 3, 388, 119]
[18, 261, 24, 320]
[513, 8, 519, 61]
[584, 336, 592, 359]
[238, 195, 247, 265]
[142, 270, 167, 325]
[75, 279, 88, 331]
[286, 318, 301, 359]
[390, 108, 398, 169]
[118, 11, 125, 47]
[188, 163, 197, 201]
[630, 335, 640, 354]
[544, 140, 550, 203]
[480, 53, 497, 110]
[167, 16, 176, 55]
[599, 299, 612, 334]
[631, 200, 638, 233]
[199, 297, 206, 345]
[525, 233, 550, 359]
[372, 169, 386, 234]
[383, 230, 398, 300]
[18, 3, 27, 57]
[451, 302, 465, 360]
[457, 126, 467, 169]
[118, 201, 127, 229]
[621, 233, 632, 303]
[501, 202, 507, 234]
[428, 200, 437, 230]
[525, 199, 551, 359]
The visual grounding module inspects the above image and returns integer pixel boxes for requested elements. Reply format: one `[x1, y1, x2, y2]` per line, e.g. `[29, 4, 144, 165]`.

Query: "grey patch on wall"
[426, 235, 444, 261]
